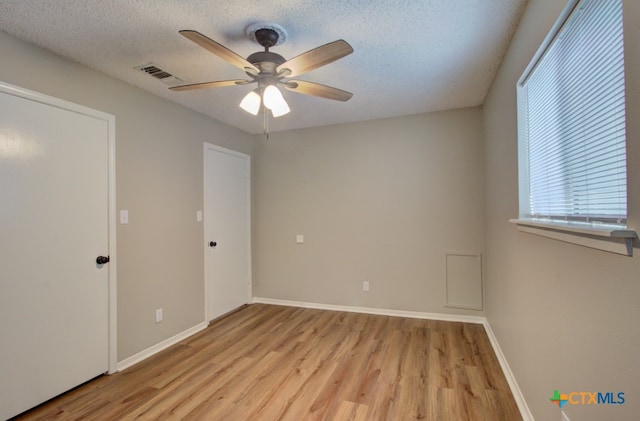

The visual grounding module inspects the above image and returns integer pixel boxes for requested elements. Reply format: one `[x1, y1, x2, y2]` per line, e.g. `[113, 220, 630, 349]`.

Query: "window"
[517, 0, 627, 226]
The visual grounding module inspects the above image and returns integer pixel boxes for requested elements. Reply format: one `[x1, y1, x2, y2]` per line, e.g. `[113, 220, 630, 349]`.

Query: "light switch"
[120, 210, 129, 224]
[196, 210, 203, 222]
[296, 234, 304, 244]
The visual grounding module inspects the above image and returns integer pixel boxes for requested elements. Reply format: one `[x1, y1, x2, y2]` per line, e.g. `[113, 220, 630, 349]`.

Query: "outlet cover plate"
[120, 210, 129, 224]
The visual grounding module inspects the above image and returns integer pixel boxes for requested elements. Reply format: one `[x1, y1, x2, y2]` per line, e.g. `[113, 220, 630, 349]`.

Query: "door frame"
[0, 81, 118, 374]
[203, 142, 252, 322]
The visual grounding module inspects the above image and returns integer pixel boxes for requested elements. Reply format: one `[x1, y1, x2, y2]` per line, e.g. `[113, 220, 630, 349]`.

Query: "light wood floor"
[15, 304, 522, 420]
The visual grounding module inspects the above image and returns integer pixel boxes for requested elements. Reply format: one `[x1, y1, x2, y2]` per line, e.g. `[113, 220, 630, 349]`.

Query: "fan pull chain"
[263, 107, 270, 140]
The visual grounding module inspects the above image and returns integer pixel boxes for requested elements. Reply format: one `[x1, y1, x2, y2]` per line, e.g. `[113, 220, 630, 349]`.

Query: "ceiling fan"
[170, 23, 354, 117]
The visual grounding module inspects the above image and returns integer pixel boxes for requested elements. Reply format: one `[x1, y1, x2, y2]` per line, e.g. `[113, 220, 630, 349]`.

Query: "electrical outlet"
[561, 411, 570, 421]
[363, 281, 370, 292]
[155, 308, 163, 323]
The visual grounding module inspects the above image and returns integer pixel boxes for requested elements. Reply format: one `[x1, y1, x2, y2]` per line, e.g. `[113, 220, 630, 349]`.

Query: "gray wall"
[5, 2, 640, 418]
[483, 0, 640, 420]
[0, 32, 254, 361]
[253, 109, 485, 315]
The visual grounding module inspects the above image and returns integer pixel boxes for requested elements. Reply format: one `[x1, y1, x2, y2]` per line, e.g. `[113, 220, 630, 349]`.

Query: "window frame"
[512, 0, 636, 255]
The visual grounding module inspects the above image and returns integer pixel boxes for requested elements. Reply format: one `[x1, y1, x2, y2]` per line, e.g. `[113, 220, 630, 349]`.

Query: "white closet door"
[0, 85, 112, 419]
[205, 144, 251, 321]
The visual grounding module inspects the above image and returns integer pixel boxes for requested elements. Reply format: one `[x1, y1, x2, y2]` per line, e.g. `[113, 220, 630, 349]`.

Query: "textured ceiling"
[0, 0, 527, 135]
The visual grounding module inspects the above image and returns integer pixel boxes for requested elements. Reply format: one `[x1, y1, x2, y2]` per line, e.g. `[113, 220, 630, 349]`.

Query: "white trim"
[106, 101, 117, 374]
[0, 81, 118, 375]
[510, 219, 636, 256]
[203, 143, 208, 323]
[482, 321, 534, 421]
[252, 296, 532, 420]
[252, 297, 485, 324]
[116, 321, 207, 372]
[510, 218, 636, 238]
[203, 143, 252, 322]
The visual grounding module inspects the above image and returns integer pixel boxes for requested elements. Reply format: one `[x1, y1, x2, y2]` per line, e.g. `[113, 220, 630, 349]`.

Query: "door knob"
[209, 241, 217, 248]
[96, 256, 110, 265]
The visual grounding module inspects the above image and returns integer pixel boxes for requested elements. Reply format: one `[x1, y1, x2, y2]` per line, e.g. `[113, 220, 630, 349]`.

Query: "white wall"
[253, 109, 485, 315]
[483, 1, 640, 420]
[0, 31, 254, 361]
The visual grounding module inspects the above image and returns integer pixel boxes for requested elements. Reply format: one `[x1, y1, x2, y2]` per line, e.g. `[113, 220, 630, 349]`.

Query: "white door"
[0, 83, 114, 419]
[205, 144, 251, 321]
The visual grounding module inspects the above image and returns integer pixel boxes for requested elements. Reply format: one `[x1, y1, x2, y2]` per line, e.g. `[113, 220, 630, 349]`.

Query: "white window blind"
[519, 0, 627, 224]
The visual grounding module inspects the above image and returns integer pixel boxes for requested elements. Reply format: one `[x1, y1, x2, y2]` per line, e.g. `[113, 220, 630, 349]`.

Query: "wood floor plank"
[13, 304, 522, 421]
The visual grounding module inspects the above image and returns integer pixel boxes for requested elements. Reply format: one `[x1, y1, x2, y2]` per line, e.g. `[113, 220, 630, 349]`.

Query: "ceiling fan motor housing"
[255, 28, 279, 49]
[247, 51, 286, 72]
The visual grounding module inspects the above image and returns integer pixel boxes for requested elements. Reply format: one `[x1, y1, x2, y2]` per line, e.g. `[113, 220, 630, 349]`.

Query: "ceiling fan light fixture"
[239, 90, 261, 115]
[270, 101, 290, 118]
[263, 85, 290, 117]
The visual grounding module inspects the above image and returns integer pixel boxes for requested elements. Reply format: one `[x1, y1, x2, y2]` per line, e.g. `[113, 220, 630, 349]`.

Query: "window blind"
[521, 0, 627, 224]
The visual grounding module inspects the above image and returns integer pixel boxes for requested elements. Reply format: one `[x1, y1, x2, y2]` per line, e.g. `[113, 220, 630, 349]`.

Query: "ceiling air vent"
[134, 63, 185, 86]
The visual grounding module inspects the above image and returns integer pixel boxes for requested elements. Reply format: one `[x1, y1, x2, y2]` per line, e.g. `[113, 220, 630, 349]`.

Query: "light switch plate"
[120, 210, 129, 224]
[296, 234, 304, 244]
[196, 210, 203, 222]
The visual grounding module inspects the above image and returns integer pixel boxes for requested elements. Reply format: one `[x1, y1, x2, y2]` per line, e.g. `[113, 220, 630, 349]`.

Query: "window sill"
[509, 218, 637, 256]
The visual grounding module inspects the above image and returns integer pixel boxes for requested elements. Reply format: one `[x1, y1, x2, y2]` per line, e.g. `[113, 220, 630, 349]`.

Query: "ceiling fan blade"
[169, 79, 252, 91]
[277, 40, 353, 78]
[179, 30, 259, 73]
[284, 80, 353, 101]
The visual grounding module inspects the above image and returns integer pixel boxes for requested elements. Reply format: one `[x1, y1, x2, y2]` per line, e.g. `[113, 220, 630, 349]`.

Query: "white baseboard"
[253, 296, 532, 420]
[482, 321, 534, 421]
[116, 321, 208, 372]
[253, 297, 486, 324]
